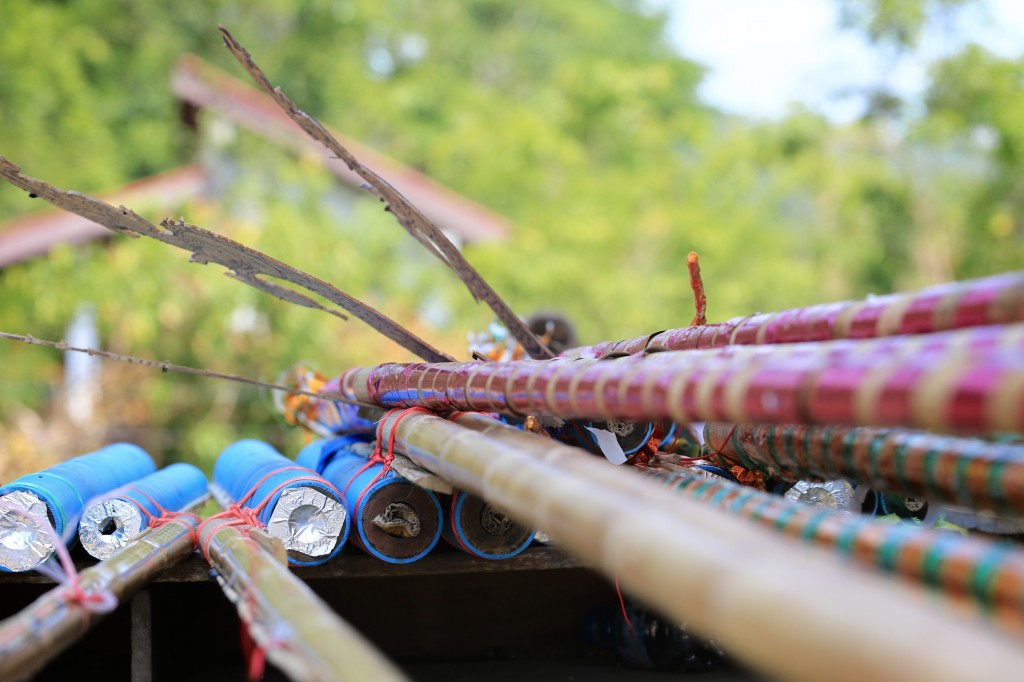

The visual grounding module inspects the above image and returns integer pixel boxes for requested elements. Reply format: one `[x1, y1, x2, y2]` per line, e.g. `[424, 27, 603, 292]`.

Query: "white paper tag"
[584, 426, 628, 465]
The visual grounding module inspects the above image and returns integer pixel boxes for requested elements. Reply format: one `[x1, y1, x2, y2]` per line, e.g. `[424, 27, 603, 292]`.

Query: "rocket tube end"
[447, 492, 535, 560]
[359, 481, 442, 563]
[0, 491, 57, 572]
[266, 485, 347, 564]
[78, 497, 145, 560]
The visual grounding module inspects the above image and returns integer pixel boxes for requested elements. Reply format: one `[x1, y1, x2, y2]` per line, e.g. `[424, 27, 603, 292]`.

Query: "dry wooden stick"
[0, 330, 363, 406]
[218, 25, 554, 361]
[201, 519, 407, 681]
[0, 157, 452, 363]
[687, 251, 707, 326]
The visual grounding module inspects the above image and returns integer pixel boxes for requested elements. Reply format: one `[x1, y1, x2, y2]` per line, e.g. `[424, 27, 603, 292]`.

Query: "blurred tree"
[0, 0, 1020, 469]
[838, 0, 976, 49]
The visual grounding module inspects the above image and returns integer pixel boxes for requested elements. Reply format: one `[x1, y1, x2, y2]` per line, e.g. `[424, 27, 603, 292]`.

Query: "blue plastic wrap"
[213, 440, 348, 566]
[298, 437, 441, 564]
[441, 491, 535, 560]
[78, 462, 209, 560]
[118, 463, 208, 520]
[0, 443, 156, 571]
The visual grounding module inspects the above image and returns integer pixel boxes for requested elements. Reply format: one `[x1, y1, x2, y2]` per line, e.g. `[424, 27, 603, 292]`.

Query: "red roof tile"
[172, 54, 511, 243]
[0, 165, 208, 268]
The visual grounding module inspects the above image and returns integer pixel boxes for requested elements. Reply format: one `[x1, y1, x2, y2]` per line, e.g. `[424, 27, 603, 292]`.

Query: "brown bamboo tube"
[199, 518, 406, 682]
[0, 516, 199, 681]
[377, 409, 1024, 682]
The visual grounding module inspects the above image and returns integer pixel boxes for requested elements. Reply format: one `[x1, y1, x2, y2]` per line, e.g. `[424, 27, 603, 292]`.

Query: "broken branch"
[219, 25, 554, 360]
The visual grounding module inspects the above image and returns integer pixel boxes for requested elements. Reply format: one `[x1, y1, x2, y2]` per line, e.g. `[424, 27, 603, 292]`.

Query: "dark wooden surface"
[0, 542, 585, 584]
[0, 544, 756, 680]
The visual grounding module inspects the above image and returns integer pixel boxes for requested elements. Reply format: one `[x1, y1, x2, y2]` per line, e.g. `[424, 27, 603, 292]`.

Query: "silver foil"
[266, 486, 346, 558]
[0, 491, 57, 571]
[78, 497, 145, 560]
[785, 479, 857, 512]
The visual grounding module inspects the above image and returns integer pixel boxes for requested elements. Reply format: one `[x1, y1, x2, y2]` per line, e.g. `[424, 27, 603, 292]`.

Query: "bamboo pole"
[199, 517, 406, 682]
[342, 323, 1024, 433]
[561, 271, 1024, 358]
[375, 409, 1024, 682]
[705, 422, 1024, 516]
[0, 516, 199, 681]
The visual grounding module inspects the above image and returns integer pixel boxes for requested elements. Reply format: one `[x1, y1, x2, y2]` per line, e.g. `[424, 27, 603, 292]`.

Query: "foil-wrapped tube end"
[267, 486, 346, 562]
[78, 498, 145, 560]
[785, 480, 857, 512]
[0, 491, 57, 572]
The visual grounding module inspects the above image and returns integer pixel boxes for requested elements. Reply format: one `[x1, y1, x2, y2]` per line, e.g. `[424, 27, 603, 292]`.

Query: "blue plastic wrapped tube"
[298, 437, 442, 564]
[441, 491, 535, 560]
[0, 443, 156, 572]
[213, 440, 348, 566]
[78, 462, 209, 560]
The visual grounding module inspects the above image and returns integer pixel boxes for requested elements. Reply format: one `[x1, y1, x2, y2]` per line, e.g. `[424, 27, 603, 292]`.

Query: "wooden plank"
[0, 545, 581, 585]
[130, 591, 152, 682]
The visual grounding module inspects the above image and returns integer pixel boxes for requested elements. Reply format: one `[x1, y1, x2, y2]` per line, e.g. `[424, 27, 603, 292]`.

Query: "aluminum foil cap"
[0, 491, 57, 572]
[78, 497, 146, 560]
[266, 486, 346, 561]
[785, 480, 857, 512]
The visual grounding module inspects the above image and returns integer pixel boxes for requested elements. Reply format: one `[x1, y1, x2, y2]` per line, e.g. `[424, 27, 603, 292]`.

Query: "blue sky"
[654, 0, 1024, 121]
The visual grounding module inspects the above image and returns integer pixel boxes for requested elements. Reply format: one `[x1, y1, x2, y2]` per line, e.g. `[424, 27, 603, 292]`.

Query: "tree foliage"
[0, 0, 1021, 469]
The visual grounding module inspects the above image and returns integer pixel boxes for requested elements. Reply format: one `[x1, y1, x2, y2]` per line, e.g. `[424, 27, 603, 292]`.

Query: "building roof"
[171, 54, 511, 243]
[0, 54, 512, 269]
[0, 165, 208, 269]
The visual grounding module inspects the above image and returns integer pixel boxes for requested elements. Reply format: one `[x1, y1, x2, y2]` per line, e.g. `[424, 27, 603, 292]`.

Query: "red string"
[198, 465, 342, 562]
[239, 622, 268, 682]
[0, 502, 117, 625]
[197, 463, 343, 680]
[614, 575, 632, 629]
[342, 407, 435, 513]
[119, 485, 202, 532]
[447, 493, 477, 556]
[665, 424, 739, 462]
[708, 424, 739, 457]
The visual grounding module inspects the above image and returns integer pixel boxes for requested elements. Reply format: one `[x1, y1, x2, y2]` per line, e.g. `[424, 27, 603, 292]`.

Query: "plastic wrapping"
[213, 440, 347, 566]
[441, 491, 534, 560]
[297, 437, 442, 563]
[0, 443, 156, 572]
[78, 462, 208, 560]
